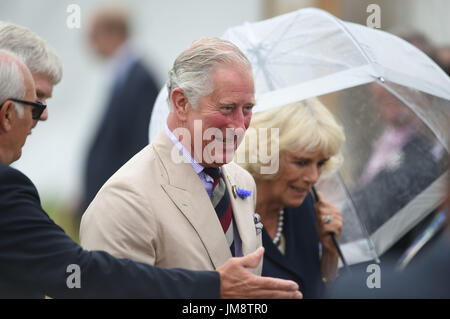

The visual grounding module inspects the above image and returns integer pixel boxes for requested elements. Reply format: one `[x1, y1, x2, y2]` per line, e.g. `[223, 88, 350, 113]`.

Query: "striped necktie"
[203, 167, 235, 256]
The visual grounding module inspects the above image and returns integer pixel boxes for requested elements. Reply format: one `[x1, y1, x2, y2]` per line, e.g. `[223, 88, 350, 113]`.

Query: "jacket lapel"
[221, 165, 257, 257]
[153, 131, 231, 269]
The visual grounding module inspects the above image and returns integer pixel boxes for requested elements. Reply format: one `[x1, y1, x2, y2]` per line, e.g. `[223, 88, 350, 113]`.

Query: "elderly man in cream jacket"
[81, 38, 262, 275]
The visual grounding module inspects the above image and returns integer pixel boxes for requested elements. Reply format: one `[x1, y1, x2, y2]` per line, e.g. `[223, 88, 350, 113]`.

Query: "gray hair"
[0, 49, 26, 118]
[167, 38, 251, 111]
[0, 21, 63, 84]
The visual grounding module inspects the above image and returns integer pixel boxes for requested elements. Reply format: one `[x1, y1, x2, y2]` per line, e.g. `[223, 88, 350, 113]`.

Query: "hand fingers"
[321, 213, 343, 226]
[316, 190, 324, 202]
[321, 214, 343, 233]
[245, 289, 303, 299]
[251, 275, 299, 292]
[246, 275, 302, 299]
[316, 202, 342, 221]
[317, 208, 343, 237]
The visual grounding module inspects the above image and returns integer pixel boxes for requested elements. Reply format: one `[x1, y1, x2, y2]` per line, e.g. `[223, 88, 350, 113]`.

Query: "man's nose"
[230, 108, 247, 130]
[39, 108, 48, 121]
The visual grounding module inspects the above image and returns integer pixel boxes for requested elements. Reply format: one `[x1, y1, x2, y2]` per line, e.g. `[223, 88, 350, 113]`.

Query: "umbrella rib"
[260, 19, 300, 59]
[266, 57, 351, 68]
[272, 39, 355, 65]
[260, 63, 285, 90]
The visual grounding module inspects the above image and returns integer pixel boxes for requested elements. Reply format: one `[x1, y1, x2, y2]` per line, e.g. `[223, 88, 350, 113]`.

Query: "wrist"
[320, 251, 339, 283]
[321, 246, 339, 258]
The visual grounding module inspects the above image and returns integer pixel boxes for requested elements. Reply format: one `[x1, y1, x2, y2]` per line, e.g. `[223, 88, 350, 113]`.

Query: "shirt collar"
[165, 124, 204, 174]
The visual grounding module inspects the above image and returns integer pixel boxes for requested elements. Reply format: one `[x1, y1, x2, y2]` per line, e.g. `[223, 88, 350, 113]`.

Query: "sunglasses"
[3, 98, 47, 120]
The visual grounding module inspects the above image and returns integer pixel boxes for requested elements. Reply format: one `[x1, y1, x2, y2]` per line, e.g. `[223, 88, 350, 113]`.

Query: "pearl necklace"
[272, 209, 284, 246]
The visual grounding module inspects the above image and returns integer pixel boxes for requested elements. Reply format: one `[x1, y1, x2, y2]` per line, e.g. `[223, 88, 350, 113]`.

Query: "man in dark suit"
[0, 45, 302, 298]
[82, 7, 160, 213]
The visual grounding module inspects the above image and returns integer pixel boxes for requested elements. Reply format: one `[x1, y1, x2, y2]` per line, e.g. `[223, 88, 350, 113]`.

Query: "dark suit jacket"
[0, 163, 219, 298]
[82, 59, 159, 212]
[261, 194, 324, 298]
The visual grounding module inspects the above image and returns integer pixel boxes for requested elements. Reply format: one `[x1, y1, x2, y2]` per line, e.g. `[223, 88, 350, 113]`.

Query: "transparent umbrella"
[148, 8, 450, 265]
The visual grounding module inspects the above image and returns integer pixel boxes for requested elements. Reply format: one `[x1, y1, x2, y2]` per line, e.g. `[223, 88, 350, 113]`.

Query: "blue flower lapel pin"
[232, 185, 252, 199]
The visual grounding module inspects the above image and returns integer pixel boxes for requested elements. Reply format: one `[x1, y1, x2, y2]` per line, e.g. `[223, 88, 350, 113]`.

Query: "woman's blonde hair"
[235, 98, 345, 179]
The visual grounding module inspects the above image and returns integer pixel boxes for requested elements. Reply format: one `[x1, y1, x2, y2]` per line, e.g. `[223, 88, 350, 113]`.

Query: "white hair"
[166, 38, 251, 111]
[0, 21, 63, 84]
[0, 49, 26, 118]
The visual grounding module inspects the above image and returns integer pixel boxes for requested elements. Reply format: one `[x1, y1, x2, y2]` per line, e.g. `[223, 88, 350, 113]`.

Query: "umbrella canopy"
[148, 8, 450, 265]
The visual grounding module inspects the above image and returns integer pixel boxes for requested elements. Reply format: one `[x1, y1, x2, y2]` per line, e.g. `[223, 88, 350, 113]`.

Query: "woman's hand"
[314, 190, 343, 253]
[314, 190, 343, 281]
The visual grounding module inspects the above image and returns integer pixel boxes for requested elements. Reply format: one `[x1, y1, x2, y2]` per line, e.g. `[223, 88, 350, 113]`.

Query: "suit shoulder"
[91, 144, 165, 206]
[225, 161, 255, 183]
[0, 163, 28, 180]
[0, 164, 48, 227]
[0, 164, 38, 194]
[127, 59, 159, 90]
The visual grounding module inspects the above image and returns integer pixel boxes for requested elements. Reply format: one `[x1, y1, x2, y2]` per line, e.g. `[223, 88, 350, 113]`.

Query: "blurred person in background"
[81, 5, 160, 216]
[351, 82, 444, 261]
[362, 31, 447, 261]
[400, 31, 438, 63]
[235, 98, 345, 298]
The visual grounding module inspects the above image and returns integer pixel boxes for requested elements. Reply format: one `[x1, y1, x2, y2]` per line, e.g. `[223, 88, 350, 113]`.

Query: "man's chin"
[11, 151, 22, 165]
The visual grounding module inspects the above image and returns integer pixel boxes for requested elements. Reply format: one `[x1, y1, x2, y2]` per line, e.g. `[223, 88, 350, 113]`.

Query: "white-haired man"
[0, 50, 39, 164]
[0, 22, 62, 121]
[81, 38, 264, 277]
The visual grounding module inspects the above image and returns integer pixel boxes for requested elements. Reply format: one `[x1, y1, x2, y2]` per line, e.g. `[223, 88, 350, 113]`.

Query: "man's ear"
[0, 101, 14, 132]
[171, 88, 191, 122]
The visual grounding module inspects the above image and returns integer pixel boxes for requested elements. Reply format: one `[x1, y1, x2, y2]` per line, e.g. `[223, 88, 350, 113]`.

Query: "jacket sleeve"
[0, 166, 219, 298]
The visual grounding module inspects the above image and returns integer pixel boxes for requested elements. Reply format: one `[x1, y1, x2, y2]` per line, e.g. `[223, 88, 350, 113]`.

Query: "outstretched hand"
[217, 247, 303, 299]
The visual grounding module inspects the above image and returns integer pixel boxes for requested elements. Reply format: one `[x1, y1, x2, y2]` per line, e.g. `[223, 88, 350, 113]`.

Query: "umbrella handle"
[311, 186, 350, 272]
[329, 232, 349, 269]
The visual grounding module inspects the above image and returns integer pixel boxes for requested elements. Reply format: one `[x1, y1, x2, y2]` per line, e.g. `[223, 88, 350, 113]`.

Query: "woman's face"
[271, 150, 329, 208]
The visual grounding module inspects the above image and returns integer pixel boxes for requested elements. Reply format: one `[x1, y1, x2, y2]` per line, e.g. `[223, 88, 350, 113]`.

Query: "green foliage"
[42, 199, 80, 244]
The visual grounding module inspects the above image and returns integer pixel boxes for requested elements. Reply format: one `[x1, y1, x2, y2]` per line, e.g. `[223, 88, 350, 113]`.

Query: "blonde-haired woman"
[236, 98, 345, 298]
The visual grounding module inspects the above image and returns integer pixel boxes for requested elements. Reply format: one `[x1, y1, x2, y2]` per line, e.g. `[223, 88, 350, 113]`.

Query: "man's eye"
[221, 106, 233, 112]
